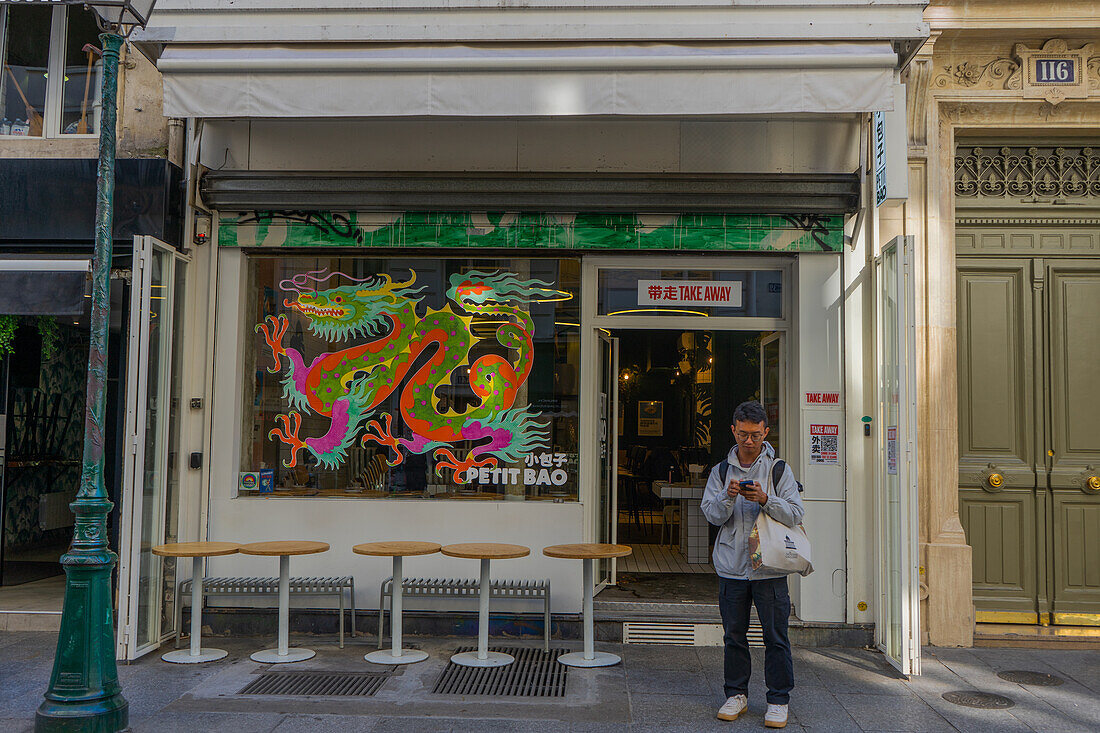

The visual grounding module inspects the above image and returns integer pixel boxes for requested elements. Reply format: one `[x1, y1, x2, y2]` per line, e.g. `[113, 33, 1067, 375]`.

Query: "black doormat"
[1, 560, 63, 586]
[433, 646, 568, 697]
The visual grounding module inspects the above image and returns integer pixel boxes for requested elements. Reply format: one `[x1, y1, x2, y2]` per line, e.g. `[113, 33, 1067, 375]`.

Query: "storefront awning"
[157, 42, 898, 118]
[0, 259, 89, 316]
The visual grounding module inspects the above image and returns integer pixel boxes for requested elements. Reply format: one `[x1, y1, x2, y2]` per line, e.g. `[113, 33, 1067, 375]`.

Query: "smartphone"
[738, 479, 754, 488]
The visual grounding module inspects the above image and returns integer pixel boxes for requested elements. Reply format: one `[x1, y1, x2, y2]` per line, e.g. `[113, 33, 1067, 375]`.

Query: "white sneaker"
[764, 703, 788, 728]
[717, 694, 748, 721]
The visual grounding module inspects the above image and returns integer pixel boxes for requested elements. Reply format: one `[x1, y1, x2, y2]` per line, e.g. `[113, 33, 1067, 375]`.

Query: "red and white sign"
[804, 391, 841, 406]
[809, 424, 840, 465]
[637, 280, 743, 308]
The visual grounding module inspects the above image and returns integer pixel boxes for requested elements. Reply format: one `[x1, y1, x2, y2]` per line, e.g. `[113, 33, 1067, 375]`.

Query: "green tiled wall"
[219, 211, 842, 253]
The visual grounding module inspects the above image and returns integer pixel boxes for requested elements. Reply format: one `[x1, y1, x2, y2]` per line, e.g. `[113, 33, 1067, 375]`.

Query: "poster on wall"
[887, 427, 898, 475]
[809, 424, 840, 465]
[638, 401, 664, 437]
[255, 267, 571, 482]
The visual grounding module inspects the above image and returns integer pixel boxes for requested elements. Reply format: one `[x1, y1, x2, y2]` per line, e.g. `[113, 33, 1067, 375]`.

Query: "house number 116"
[1035, 59, 1075, 84]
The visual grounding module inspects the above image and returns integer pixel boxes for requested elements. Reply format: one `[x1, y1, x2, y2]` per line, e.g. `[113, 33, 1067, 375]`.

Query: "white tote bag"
[748, 470, 814, 577]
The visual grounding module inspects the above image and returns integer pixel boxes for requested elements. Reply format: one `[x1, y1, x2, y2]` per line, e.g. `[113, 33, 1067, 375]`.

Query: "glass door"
[597, 331, 619, 585]
[116, 236, 188, 660]
[875, 236, 920, 676]
[759, 332, 785, 456]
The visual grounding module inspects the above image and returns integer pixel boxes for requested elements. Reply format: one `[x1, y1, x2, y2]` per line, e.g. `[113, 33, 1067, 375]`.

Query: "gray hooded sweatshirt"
[700, 442, 805, 580]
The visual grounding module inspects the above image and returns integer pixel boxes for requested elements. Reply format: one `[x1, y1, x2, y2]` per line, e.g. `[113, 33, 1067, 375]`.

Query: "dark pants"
[718, 576, 794, 705]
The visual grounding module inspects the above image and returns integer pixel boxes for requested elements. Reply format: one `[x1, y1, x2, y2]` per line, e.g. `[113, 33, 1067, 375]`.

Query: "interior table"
[543, 543, 633, 667]
[238, 540, 330, 663]
[353, 541, 442, 665]
[439, 542, 531, 667]
[152, 541, 241, 663]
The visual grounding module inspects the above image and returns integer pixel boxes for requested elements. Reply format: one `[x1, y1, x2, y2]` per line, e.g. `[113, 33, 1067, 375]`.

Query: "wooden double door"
[957, 253, 1100, 625]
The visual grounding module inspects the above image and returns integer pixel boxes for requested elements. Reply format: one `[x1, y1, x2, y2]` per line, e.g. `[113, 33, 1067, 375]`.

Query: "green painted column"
[36, 32, 129, 733]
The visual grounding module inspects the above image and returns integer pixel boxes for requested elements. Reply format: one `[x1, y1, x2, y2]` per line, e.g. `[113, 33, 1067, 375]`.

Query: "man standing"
[701, 400, 804, 729]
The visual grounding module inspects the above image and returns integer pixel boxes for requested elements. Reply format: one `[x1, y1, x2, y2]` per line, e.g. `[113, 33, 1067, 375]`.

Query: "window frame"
[1, 4, 100, 139]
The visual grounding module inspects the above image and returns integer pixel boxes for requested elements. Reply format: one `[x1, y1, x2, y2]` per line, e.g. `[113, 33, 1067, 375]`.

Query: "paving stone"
[794, 649, 910, 696]
[624, 667, 712, 695]
[370, 717, 462, 732]
[570, 723, 631, 733]
[0, 718, 34, 733]
[833, 692, 956, 732]
[627, 692, 730, 730]
[621, 644, 704, 671]
[786, 686, 860, 731]
[128, 711, 285, 733]
[272, 713, 381, 732]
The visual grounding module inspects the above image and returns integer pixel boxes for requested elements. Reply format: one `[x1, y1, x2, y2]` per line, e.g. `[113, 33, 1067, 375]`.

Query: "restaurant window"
[241, 255, 581, 501]
[0, 4, 103, 137]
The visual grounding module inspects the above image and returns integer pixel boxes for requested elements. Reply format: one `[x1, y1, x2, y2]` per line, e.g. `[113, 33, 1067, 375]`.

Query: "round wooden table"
[543, 543, 633, 667]
[152, 542, 240, 663]
[353, 541, 441, 665]
[440, 543, 530, 668]
[239, 541, 330, 663]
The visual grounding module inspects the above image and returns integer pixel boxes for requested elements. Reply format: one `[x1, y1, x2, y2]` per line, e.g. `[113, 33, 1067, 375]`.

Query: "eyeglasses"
[734, 430, 765, 442]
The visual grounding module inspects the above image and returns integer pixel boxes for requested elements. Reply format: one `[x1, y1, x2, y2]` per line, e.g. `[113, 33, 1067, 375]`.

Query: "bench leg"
[350, 580, 356, 639]
[339, 588, 345, 649]
[378, 589, 386, 649]
[544, 592, 551, 653]
[175, 581, 185, 649]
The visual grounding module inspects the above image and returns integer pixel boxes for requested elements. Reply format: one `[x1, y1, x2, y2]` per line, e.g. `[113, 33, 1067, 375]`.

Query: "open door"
[116, 236, 189, 660]
[875, 235, 920, 676]
[759, 332, 785, 456]
[597, 331, 619, 586]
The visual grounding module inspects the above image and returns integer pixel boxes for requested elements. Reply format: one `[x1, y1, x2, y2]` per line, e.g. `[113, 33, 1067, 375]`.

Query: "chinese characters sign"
[637, 280, 743, 308]
[809, 424, 840, 466]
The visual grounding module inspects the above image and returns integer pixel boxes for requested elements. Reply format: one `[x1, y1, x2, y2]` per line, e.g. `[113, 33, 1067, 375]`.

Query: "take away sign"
[637, 280, 743, 308]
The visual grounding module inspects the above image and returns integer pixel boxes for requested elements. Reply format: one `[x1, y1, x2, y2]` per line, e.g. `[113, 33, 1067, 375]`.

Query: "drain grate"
[997, 670, 1064, 686]
[433, 646, 567, 697]
[942, 690, 1015, 709]
[239, 670, 389, 697]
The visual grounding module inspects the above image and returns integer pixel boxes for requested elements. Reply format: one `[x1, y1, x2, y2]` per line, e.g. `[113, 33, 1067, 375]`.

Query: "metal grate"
[623, 621, 763, 648]
[433, 646, 567, 697]
[942, 690, 1015, 709]
[997, 670, 1064, 686]
[239, 671, 389, 697]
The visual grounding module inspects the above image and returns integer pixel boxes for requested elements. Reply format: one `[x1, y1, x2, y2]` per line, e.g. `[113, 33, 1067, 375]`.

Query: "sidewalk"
[1, 631, 1096, 732]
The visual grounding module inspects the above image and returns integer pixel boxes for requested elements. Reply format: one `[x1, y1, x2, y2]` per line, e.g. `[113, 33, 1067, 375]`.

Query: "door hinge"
[129, 436, 139, 455]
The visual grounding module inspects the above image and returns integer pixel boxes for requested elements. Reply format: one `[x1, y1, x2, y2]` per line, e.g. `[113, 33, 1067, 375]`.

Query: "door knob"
[987, 473, 1004, 489]
[1087, 476, 1100, 491]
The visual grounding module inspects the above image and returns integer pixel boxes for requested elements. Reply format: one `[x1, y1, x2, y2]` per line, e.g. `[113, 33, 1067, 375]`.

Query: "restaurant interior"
[606, 328, 773, 601]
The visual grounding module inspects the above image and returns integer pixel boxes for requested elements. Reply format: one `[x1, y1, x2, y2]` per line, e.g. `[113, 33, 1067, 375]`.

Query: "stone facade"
[0, 42, 175, 162]
[901, 0, 1100, 646]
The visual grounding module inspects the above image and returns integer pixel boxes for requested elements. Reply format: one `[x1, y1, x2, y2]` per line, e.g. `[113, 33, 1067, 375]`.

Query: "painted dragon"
[256, 268, 569, 481]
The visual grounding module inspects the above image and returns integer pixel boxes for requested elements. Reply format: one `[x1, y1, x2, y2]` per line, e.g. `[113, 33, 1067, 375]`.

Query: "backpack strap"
[771, 459, 805, 493]
[719, 459, 731, 487]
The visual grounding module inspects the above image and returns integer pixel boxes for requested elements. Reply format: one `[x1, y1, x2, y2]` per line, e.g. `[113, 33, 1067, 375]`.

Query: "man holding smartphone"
[700, 400, 804, 729]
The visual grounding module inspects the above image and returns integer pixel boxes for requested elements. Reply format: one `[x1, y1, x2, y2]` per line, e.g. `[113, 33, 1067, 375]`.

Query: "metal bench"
[176, 576, 355, 649]
[378, 576, 551, 651]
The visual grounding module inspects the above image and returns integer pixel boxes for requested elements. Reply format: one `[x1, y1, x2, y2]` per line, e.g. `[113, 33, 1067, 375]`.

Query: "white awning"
[158, 42, 898, 118]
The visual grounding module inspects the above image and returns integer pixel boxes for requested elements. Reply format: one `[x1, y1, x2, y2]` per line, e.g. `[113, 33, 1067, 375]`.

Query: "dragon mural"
[255, 268, 570, 482]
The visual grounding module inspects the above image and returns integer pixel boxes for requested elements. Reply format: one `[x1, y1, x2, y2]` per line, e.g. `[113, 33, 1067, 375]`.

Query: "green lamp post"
[15, 2, 159, 732]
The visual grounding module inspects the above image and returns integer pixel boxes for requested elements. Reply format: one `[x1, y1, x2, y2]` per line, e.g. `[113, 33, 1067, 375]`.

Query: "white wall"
[794, 253, 847, 623]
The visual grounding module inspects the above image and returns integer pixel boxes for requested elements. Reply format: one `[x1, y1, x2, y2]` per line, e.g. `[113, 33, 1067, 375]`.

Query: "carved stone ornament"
[934, 57, 1020, 90]
[955, 145, 1100, 199]
[1014, 39, 1095, 105]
